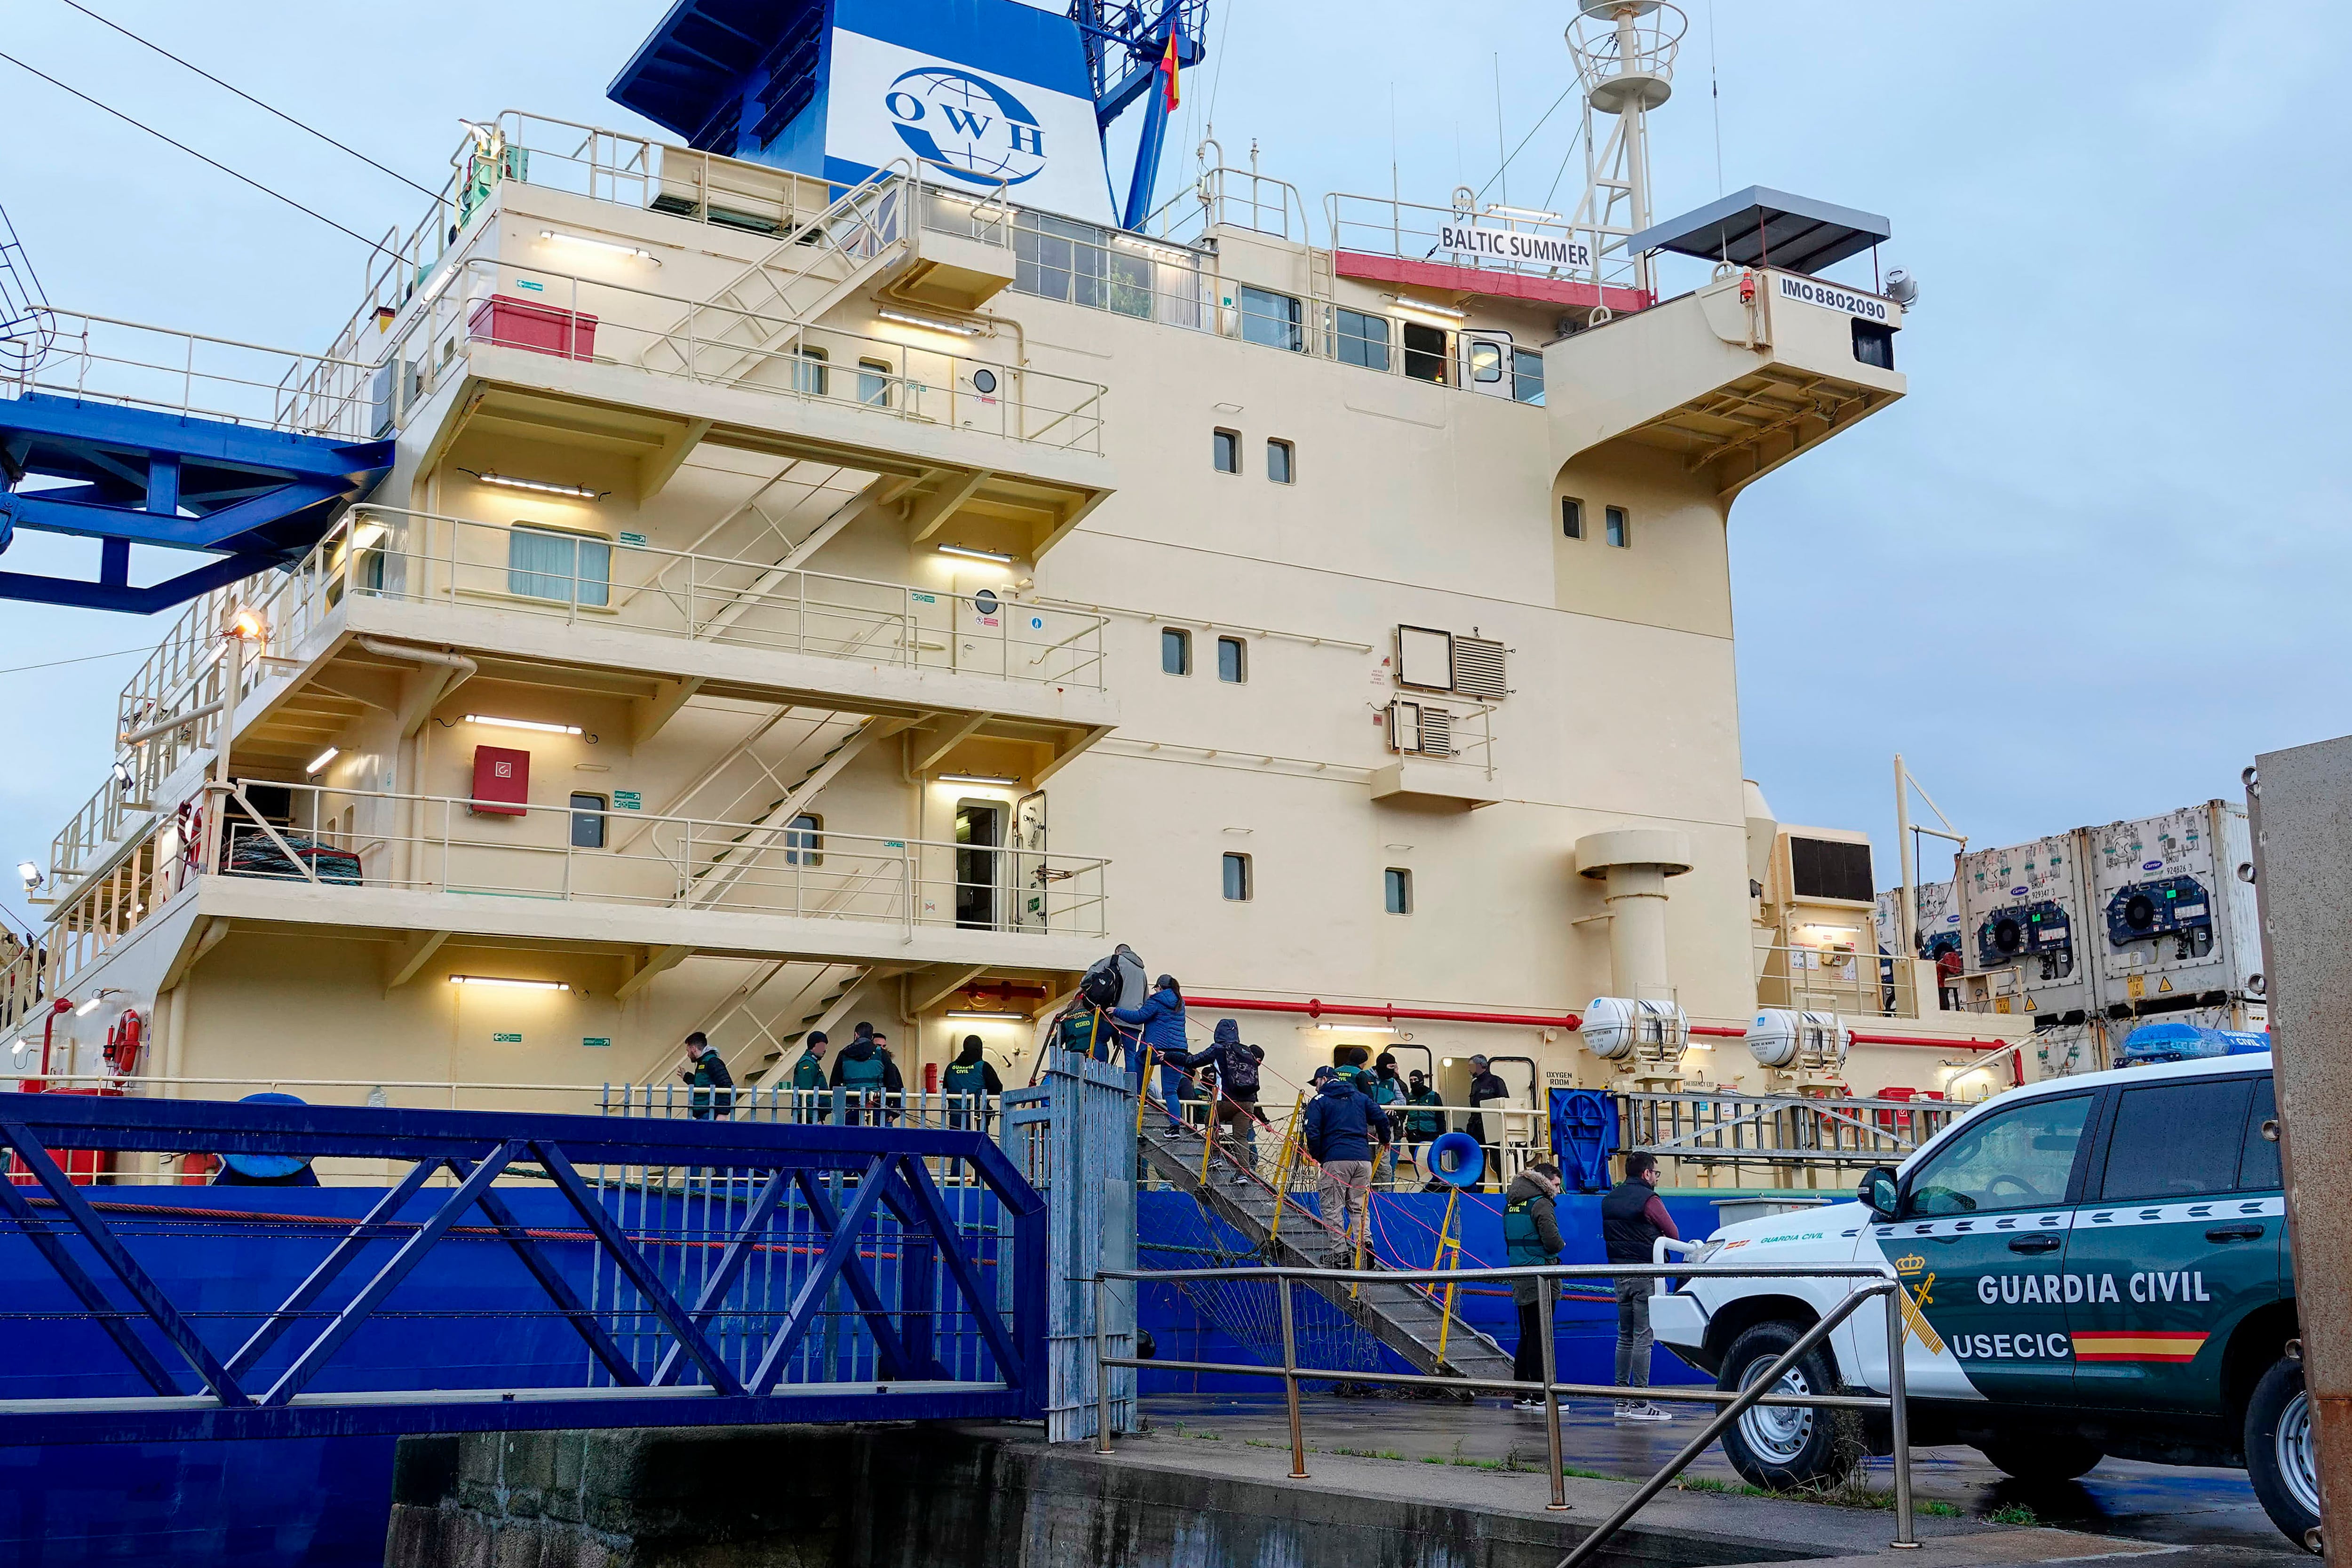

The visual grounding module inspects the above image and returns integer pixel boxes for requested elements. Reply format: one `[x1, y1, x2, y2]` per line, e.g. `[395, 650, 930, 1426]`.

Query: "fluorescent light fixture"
[936, 772, 1020, 787]
[475, 472, 599, 500]
[465, 715, 584, 736]
[75, 994, 106, 1016]
[1483, 203, 1561, 223]
[538, 229, 661, 264]
[946, 1009, 1030, 1022]
[876, 307, 981, 336]
[935, 543, 1015, 564]
[305, 747, 340, 775]
[1392, 296, 1468, 320]
[1314, 1023, 1395, 1033]
[110, 761, 134, 791]
[447, 975, 569, 991]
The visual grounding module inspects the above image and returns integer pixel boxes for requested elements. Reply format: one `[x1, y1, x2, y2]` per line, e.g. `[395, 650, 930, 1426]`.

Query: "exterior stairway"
[745, 964, 867, 1086]
[1134, 1112, 1519, 1388]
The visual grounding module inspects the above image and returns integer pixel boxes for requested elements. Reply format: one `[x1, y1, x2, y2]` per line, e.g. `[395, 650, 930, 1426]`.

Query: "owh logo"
[884, 66, 1047, 187]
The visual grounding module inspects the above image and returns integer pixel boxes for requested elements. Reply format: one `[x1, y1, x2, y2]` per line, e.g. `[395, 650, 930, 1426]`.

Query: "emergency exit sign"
[492, 1032, 522, 1044]
[612, 791, 642, 810]
[581, 1036, 612, 1048]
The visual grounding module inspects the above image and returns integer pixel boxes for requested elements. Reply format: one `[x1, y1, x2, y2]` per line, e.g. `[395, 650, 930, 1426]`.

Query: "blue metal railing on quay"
[0, 1093, 1046, 1444]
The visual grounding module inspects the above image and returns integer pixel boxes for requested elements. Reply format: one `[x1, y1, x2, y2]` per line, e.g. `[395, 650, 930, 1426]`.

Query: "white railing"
[300, 506, 1110, 687]
[0, 310, 380, 440]
[1325, 191, 1648, 302]
[1754, 939, 1906, 1018]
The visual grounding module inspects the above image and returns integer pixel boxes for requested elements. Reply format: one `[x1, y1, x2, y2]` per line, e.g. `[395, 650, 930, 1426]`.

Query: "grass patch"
[1242, 1438, 1280, 1450]
[1562, 1466, 1614, 1481]
[1421, 1455, 1446, 1465]
[1984, 1503, 2039, 1526]
[1669, 1475, 1960, 1517]
[1187, 1430, 1221, 1441]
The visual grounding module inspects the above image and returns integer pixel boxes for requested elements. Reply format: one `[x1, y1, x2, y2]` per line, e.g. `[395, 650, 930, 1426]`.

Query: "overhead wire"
[0, 646, 151, 677]
[53, 0, 444, 203]
[0, 48, 404, 263]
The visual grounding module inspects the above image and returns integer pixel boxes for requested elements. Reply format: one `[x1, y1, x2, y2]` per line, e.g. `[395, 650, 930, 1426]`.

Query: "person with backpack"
[1162, 1018, 1265, 1172]
[941, 1033, 1003, 1130]
[1111, 973, 1189, 1130]
[1503, 1160, 1567, 1411]
[829, 1022, 901, 1125]
[1400, 1069, 1446, 1180]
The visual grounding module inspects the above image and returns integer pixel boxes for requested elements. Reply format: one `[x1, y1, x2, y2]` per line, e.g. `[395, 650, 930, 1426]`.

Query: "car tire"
[2245, 1356, 2321, 1551]
[1716, 1321, 1864, 1491]
[1976, 1435, 2103, 1482]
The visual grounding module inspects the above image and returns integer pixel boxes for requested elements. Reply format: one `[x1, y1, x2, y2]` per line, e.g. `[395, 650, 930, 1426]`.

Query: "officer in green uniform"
[1503, 1160, 1566, 1409]
[941, 1034, 1004, 1130]
[787, 1030, 829, 1108]
[829, 1022, 901, 1125]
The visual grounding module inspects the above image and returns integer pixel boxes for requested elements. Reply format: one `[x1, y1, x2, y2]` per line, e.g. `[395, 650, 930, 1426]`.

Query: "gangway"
[1135, 1106, 1517, 1387]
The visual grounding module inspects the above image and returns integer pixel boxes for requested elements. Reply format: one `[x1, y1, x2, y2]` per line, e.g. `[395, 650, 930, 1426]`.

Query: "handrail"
[1094, 1260, 1914, 1552]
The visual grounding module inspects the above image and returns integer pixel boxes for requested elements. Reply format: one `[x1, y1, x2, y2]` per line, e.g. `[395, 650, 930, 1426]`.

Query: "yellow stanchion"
[1265, 1091, 1304, 1247]
[1198, 1077, 1218, 1185]
[1432, 1186, 1463, 1365]
[1134, 1044, 1155, 1135]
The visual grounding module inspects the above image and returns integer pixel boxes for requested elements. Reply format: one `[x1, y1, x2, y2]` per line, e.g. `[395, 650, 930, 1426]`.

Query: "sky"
[0, 0, 2344, 937]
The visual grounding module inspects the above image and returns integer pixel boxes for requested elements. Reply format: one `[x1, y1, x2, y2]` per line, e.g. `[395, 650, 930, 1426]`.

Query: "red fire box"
[470, 745, 530, 816]
[468, 293, 598, 360]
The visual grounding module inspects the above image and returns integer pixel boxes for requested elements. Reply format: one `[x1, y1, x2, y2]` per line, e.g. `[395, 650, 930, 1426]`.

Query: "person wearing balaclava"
[830, 1021, 900, 1125]
[1401, 1069, 1447, 1181]
[940, 1033, 1003, 1131]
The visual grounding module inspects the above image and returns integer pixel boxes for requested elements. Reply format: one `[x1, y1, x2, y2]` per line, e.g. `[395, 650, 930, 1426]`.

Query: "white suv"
[1650, 1053, 2311, 1546]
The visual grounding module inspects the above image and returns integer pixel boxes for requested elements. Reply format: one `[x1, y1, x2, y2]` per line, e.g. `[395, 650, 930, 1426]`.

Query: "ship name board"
[1438, 223, 1591, 270]
[1777, 274, 1894, 322]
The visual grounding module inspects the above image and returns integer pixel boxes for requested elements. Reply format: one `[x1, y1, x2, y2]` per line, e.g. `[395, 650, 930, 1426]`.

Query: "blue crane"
[1067, 0, 1209, 230]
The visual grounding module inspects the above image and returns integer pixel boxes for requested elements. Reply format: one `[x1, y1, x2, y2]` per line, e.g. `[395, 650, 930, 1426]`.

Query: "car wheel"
[1976, 1434, 2103, 1482]
[1716, 1321, 1864, 1491]
[2245, 1356, 2321, 1551]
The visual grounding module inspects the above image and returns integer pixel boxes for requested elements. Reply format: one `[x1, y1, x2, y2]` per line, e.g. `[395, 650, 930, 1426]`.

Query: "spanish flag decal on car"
[2070, 1330, 2209, 1363]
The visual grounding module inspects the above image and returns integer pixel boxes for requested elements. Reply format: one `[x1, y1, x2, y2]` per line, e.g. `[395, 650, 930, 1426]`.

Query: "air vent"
[1416, 705, 1454, 757]
[1790, 836, 1874, 903]
[1386, 700, 1454, 758]
[1451, 636, 1507, 699]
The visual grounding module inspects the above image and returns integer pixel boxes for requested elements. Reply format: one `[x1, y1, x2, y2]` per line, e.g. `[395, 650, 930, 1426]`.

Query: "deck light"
[110, 761, 135, 791]
[465, 715, 583, 736]
[876, 307, 982, 336]
[1314, 1023, 1396, 1034]
[1482, 203, 1561, 223]
[1391, 296, 1468, 320]
[538, 229, 661, 264]
[227, 606, 267, 640]
[305, 747, 340, 776]
[16, 861, 40, 891]
[936, 772, 1020, 787]
[935, 544, 1015, 564]
[447, 975, 569, 991]
[474, 472, 601, 500]
[351, 519, 389, 549]
[946, 1009, 1028, 1022]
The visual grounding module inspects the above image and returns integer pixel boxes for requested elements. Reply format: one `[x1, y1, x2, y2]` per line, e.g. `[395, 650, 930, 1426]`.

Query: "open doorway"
[955, 800, 1001, 930]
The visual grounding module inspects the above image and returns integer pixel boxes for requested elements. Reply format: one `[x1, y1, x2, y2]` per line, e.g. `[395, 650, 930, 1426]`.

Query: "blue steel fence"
[0, 1092, 1045, 1444]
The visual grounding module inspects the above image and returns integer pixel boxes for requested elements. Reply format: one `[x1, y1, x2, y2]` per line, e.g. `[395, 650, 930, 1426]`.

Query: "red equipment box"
[467, 293, 597, 360]
[470, 745, 530, 816]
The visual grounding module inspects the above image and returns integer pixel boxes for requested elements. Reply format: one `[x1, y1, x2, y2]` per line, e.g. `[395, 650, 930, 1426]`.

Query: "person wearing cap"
[1111, 973, 1190, 1130]
[941, 1033, 1003, 1131]
[1400, 1069, 1446, 1180]
[1465, 1054, 1510, 1189]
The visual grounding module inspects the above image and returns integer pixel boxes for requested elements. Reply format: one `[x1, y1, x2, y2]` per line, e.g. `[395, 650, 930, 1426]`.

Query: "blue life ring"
[221, 1091, 312, 1179]
[1429, 1131, 1486, 1189]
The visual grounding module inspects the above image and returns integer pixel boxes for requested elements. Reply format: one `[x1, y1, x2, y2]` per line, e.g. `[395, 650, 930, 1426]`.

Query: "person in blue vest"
[829, 1022, 902, 1125]
[941, 1034, 1003, 1130]
[1601, 1151, 1680, 1423]
[1111, 973, 1189, 1130]
[1503, 1160, 1566, 1410]
[678, 1032, 733, 1120]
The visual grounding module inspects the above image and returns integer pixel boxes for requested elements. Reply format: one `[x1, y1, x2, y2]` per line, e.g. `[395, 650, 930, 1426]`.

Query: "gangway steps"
[1135, 1115, 1518, 1386]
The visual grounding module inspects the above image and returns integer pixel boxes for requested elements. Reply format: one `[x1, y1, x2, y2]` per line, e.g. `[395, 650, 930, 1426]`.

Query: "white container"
[2080, 801, 2263, 1020]
[1955, 831, 2097, 1023]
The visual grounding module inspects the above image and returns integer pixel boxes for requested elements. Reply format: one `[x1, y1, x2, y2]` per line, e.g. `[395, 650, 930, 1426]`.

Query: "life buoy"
[103, 1011, 143, 1079]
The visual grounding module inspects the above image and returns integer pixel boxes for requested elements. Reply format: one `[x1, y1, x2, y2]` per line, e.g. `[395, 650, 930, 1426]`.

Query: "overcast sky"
[0, 0, 2343, 937]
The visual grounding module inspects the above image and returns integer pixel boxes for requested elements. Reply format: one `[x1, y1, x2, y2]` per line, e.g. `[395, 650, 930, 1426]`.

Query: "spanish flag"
[1158, 28, 1181, 111]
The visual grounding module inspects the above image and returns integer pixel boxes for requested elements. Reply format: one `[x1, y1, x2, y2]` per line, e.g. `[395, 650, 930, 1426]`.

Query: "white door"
[1461, 331, 1514, 399]
[1014, 789, 1048, 933]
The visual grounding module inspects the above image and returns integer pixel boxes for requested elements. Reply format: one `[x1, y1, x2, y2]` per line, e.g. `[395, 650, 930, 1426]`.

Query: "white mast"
[1565, 1, 1685, 298]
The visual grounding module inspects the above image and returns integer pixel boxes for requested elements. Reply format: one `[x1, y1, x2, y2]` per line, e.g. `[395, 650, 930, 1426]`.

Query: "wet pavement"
[1141, 1392, 2306, 1563]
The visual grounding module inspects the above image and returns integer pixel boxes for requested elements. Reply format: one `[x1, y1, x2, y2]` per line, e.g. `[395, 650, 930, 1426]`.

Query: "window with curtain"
[508, 527, 611, 606]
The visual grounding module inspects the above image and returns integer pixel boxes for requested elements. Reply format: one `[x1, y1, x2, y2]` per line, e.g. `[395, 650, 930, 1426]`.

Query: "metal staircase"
[745, 964, 869, 1085]
[1134, 1113, 1518, 1386]
[639, 164, 914, 386]
[676, 714, 899, 909]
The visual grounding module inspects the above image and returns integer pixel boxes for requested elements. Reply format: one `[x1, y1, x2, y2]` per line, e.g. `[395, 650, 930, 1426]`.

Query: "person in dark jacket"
[829, 1022, 903, 1125]
[1112, 974, 1189, 1129]
[679, 1032, 734, 1119]
[1465, 1055, 1510, 1189]
[1602, 1151, 1680, 1422]
[1163, 1018, 1265, 1170]
[787, 1030, 828, 1106]
[1400, 1070, 1446, 1181]
[940, 1033, 1003, 1130]
[1301, 1073, 1389, 1266]
[1365, 1052, 1406, 1187]
[1503, 1161, 1566, 1409]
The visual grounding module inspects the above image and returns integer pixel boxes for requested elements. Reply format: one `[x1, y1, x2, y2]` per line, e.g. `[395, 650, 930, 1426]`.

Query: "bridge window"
[1221, 851, 1253, 901]
[1161, 627, 1192, 675]
[509, 526, 611, 607]
[1402, 321, 1449, 384]
[569, 793, 606, 849]
[1212, 428, 1239, 473]
[1605, 505, 1629, 548]
[856, 358, 891, 406]
[1335, 308, 1390, 370]
[1513, 348, 1545, 405]
[1216, 636, 1247, 683]
[1561, 497, 1583, 540]
[1265, 439, 1293, 484]
[792, 346, 828, 397]
[1385, 867, 1413, 915]
[783, 812, 822, 867]
[1852, 318, 1895, 370]
[1239, 286, 1303, 352]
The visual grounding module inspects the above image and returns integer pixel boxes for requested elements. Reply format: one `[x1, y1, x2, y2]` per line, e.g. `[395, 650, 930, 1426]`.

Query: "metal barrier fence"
[1096, 1260, 1915, 1560]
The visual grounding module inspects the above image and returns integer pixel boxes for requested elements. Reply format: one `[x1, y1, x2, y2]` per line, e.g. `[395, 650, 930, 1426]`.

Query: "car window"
[1907, 1093, 2090, 1216]
[2239, 1076, 2281, 1191]
[2099, 1077, 2255, 1202]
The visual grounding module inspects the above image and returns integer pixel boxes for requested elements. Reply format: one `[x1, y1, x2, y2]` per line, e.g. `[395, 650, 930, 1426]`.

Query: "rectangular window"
[568, 792, 607, 849]
[1238, 286, 1303, 352]
[1216, 636, 1246, 683]
[1212, 428, 1240, 474]
[1605, 505, 1629, 548]
[1161, 627, 1192, 675]
[1512, 347, 1545, 405]
[792, 346, 829, 397]
[783, 811, 822, 867]
[1402, 321, 1449, 384]
[1852, 318, 1895, 370]
[1265, 439, 1293, 484]
[508, 526, 612, 606]
[1466, 338, 1505, 385]
[2241, 1077, 2281, 1189]
[1384, 867, 1413, 915]
[2100, 1078, 2257, 1201]
[1221, 851, 1252, 901]
[1335, 307, 1390, 371]
[856, 358, 891, 406]
[1561, 497, 1583, 540]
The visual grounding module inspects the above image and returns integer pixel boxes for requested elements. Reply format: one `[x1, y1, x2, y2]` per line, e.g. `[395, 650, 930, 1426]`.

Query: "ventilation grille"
[1451, 637, 1507, 699]
[1415, 705, 1454, 757]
